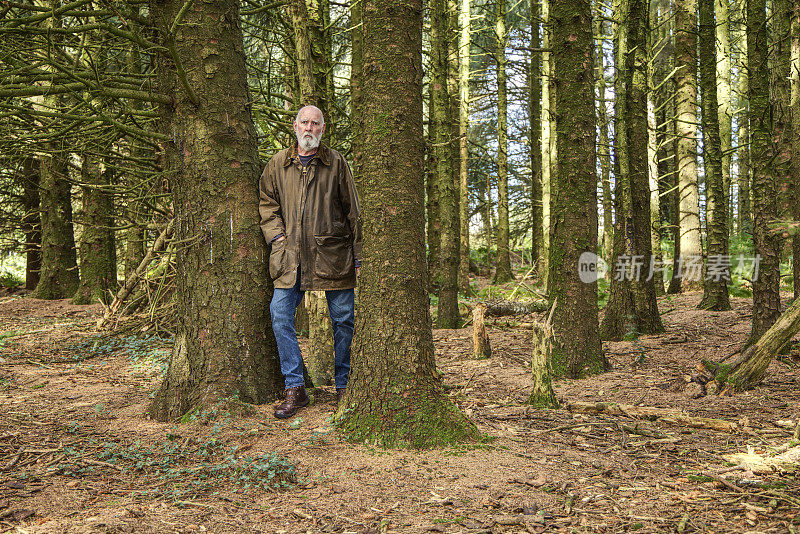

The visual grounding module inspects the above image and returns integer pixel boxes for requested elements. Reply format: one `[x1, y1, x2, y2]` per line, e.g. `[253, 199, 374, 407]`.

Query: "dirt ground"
[0, 290, 799, 533]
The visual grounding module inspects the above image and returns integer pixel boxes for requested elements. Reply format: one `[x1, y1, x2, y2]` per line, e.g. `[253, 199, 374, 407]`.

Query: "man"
[259, 105, 361, 419]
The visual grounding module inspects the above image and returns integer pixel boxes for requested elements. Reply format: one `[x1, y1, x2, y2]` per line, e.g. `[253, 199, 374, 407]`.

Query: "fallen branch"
[565, 401, 738, 432]
[97, 219, 174, 330]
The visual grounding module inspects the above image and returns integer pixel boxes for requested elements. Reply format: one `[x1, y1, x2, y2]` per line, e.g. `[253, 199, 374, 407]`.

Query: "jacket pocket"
[269, 239, 286, 280]
[314, 235, 353, 279]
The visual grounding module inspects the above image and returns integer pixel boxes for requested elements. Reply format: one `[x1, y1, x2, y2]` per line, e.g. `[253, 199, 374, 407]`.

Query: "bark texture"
[745, 0, 782, 346]
[675, 0, 703, 291]
[20, 158, 41, 291]
[529, 0, 543, 272]
[336, 0, 477, 448]
[147, 0, 282, 420]
[73, 156, 117, 305]
[493, 0, 513, 284]
[547, 0, 608, 377]
[698, 0, 731, 311]
[32, 152, 79, 300]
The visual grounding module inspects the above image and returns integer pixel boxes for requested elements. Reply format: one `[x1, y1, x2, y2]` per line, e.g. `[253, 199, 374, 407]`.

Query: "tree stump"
[306, 291, 334, 387]
[527, 316, 558, 408]
[472, 303, 491, 359]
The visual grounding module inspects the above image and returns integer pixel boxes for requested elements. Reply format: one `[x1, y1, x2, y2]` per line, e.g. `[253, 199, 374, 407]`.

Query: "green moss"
[335, 387, 478, 449]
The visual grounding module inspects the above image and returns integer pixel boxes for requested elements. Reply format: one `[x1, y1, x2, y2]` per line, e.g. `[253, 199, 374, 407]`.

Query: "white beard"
[296, 131, 321, 151]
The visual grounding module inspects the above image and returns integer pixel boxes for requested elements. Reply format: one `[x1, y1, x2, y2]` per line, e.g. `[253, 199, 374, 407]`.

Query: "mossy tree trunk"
[20, 157, 41, 291]
[594, 16, 614, 266]
[600, 0, 664, 340]
[716, 0, 733, 235]
[736, 11, 751, 237]
[147, 0, 282, 420]
[697, 0, 731, 311]
[336, 0, 477, 448]
[527, 317, 558, 408]
[458, 0, 472, 297]
[432, 0, 460, 328]
[791, 0, 800, 300]
[745, 0, 782, 346]
[709, 296, 800, 392]
[529, 0, 543, 272]
[493, 0, 513, 284]
[305, 292, 334, 386]
[32, 149, 79, 300]
[73, 155, 117, 305]
[547, 0, 609, 377]
[675, 0, 703, 292]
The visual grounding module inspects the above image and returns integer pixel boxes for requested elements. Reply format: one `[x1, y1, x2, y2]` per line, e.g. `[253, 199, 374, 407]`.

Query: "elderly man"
[259, 105, 362, 419]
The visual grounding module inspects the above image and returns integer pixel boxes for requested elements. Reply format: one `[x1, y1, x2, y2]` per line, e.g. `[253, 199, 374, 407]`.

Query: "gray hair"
[295, 105, 325, 125]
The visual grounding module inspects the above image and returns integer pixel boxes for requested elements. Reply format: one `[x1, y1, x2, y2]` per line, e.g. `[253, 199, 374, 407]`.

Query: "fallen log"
[565, 401, 739, 432]
[702, 296, 800, 393]
[481, 298, 549, 317]
[97, 219, 174, 330]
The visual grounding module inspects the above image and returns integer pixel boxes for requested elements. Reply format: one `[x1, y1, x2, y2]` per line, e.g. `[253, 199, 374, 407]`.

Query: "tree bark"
[493, 0, 513, 284]
[32, 150, 79, 300]
[745, 0, 782, 346]
[600, 0, 664, 339]
[548, 0, 608, 377]
[709, 296, 800, 392]
[527, 313, 558, 408]
[336, 0, 477, 448]
[305, 291, 334, 386]
[471, 304, 491, 359]
[698, 0, 732, 311]
[147, 0, 282, 420]
[529, 0, 543, 272]
[19, 157, 41, 291]
[736, 8, 751, 237]
[458, 0, 472, 297]
[595, 16, 614, 266]
[73, 155, 117, 305]
[792, 0, 800, 300]
[432, 0, 460, 328]
[675, 0, 703, 291]
[540, 0, 552, 288]
[716, 0, 733, 236]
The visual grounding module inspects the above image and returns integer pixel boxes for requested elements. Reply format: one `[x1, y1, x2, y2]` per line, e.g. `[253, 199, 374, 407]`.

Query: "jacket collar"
[284, 143, 331, 167]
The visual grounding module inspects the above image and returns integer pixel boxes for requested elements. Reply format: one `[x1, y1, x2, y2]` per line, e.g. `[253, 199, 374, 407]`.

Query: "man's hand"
[275, 235, 286, 243]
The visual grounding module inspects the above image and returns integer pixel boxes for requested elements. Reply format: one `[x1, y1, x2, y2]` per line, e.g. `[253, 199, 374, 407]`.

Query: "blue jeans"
[270, 269, 354, 390]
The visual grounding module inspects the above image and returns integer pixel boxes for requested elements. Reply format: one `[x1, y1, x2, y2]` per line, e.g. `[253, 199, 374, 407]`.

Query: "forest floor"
[0, 286, 799, 533]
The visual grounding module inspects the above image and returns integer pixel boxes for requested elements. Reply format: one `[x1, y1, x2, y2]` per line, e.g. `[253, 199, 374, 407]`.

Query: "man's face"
[294, 109, 325, 152]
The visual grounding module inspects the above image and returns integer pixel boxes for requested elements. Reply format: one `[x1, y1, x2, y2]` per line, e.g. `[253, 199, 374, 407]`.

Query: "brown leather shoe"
[274, 386, 310, 419]
[336, 388, 346, 404]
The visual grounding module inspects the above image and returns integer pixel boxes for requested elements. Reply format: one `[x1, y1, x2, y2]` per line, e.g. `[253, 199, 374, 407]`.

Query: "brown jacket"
[259, 143, 361, 290]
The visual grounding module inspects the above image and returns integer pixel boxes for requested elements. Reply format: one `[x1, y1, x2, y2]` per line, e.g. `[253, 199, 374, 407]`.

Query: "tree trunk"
[147, 0, 282, 420]
[305, 291, 334, 386]
[19, 157, 41, 291]
[675, 0, 703, 292]
[792, 0, 800, 300]
[32, 150, 79, 300]
[600, 0, 664, 340]
[698, 0, 732, 311]
[471, 304, 491, 359]
[432, 0, 460, 328]
[527, 311, 558, 408]
[548, 0, 609, 377]
[540, 0, 552, 288]
[736, 10, 751, 237]
[716, 0, 733, 236]
[493, 0, 513, 284]
[745, 0, 782, 346]
[529, 0, 543, 272]
[336, 0, 477, 448]
[73, 155, 117, 305]
[595, 17, 614, 266]
[458, 0, 472, 297]
[647, 97, 664, 296]
[709, 296, 800, 392]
